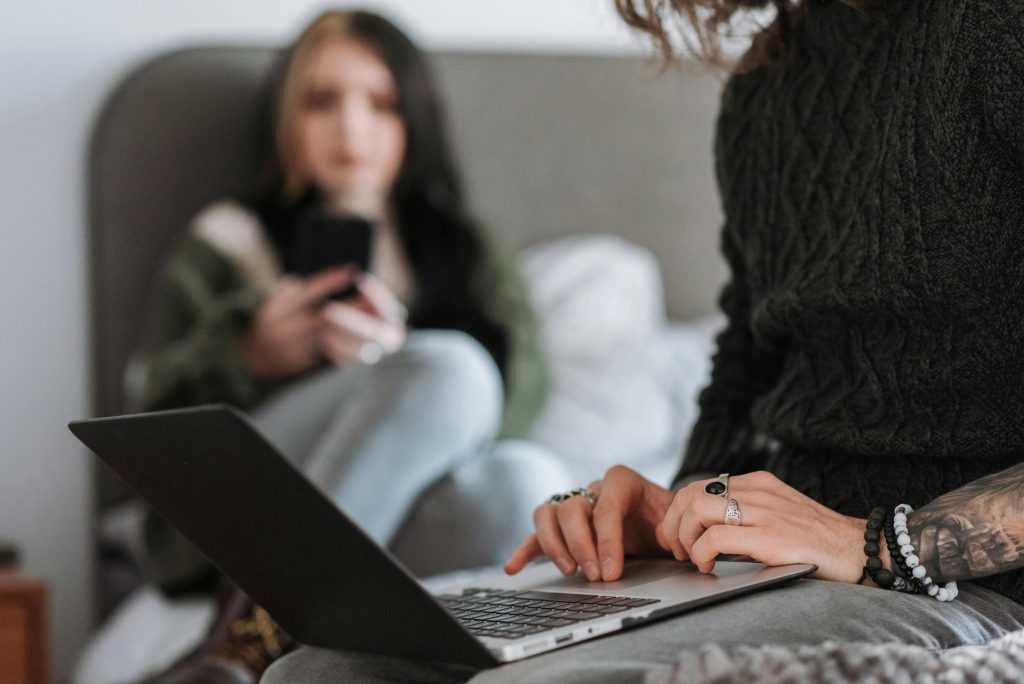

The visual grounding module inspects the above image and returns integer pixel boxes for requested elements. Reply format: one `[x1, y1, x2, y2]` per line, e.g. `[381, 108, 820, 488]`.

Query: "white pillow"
[519, 235, 664, 362]
[520, 235, 722, 487]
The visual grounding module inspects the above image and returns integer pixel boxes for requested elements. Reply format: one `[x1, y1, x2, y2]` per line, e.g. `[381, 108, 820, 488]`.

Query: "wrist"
[241, 333, 270, 377]
[845, 515, 874, 584]
[858, 507, 894, 588]
[863, 537, 895, 588]
[877, 540, 893, 579]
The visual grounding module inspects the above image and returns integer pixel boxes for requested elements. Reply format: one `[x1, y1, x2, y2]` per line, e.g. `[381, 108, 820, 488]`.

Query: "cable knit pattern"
[649, 627, 1024, 684]
[676, 0, 1024, 604]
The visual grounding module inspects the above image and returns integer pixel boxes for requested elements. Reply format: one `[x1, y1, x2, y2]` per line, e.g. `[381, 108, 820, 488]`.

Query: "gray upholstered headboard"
[89, 48, 727, 503]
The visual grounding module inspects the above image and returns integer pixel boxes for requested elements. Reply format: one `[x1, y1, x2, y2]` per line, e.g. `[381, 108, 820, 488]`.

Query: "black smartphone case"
[290, 214, 374, 299]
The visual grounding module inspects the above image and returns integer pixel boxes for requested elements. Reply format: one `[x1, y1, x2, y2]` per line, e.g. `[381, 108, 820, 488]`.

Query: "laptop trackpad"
[536, 559, 698, 591]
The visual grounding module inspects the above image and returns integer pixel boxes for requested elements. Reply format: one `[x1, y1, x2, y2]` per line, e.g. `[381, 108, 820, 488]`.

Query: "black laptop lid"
[69, 404, 497, 667]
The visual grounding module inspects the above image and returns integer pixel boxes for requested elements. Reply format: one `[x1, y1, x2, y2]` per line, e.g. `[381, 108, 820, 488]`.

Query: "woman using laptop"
[265, 0, 1024, 681]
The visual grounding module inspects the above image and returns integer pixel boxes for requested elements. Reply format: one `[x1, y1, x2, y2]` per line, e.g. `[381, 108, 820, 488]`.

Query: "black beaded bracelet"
[862, 506, 893, 589]
[884, 509, 919, 594]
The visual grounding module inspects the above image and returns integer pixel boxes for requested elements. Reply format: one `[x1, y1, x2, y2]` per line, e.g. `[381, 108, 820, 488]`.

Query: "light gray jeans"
[261, 578, 1024, 684]
[251, 329, 571, 576]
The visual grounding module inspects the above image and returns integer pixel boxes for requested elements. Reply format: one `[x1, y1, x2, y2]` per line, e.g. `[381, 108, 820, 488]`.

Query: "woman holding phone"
[135, 10, 556, 601]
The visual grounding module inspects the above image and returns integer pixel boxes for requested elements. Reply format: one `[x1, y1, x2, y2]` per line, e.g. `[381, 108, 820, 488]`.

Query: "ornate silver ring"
[546, 487, 597, 506]
[724, 497, 742, 525]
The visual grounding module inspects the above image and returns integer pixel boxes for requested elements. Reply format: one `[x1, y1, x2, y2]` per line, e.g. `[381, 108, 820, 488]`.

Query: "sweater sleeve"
[672, 224, 784, 487]
[134, 235, 273, 412]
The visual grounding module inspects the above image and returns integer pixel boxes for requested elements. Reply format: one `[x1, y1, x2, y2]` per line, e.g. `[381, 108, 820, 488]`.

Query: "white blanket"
[521, 235, 721, 487]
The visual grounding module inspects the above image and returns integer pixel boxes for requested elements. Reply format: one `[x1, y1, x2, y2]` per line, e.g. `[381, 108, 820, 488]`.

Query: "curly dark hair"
[614, 0, 886, 71]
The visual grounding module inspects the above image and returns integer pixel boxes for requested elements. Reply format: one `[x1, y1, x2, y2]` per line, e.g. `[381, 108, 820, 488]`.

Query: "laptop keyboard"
[437, 588, 661, 640]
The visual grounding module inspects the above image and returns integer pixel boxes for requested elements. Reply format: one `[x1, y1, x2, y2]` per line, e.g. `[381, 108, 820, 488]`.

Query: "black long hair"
[248, 10, 511, 379]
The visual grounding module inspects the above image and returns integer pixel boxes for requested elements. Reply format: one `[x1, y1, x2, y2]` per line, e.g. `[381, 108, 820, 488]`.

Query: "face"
[295, 39, 406, 209]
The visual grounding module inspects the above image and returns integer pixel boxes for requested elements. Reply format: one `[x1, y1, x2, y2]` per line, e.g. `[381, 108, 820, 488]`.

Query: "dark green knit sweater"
[676, 0, 1024, 604]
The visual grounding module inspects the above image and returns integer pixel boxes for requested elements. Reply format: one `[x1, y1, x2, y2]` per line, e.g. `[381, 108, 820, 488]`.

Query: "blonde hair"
[275, 11, 358, 200]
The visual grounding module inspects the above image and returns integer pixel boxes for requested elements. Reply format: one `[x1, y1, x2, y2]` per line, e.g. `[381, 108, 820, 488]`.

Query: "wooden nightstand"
[0, 571, 49, 684]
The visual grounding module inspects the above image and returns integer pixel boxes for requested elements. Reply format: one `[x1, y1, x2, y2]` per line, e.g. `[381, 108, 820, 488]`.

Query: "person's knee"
[389, 330, 503, 428]
[401, 330, 499, 383]
[391, 441, 572, 573]
[470, 441, 574, 508]
[449, 441, 573, 538]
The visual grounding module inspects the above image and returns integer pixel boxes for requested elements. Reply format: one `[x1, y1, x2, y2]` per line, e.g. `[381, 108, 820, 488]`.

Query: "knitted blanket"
[648, 629, 1024, 684]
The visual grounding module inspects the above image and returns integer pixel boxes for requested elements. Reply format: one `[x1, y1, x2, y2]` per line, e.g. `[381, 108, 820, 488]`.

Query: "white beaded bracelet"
[894, 503, 959, 602]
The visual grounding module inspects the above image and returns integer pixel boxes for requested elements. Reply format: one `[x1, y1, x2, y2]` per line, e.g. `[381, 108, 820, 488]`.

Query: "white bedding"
[521, 234, 722, 487]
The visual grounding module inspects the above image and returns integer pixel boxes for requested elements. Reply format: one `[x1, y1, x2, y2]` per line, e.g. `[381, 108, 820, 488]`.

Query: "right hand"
[503, 465, 675, 582]
[242, 267, 357, 378]
[318, 274, 407, 366]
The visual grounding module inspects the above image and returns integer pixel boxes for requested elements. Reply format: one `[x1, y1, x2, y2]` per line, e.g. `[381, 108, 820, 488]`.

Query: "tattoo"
[907, 463, 1024, 583]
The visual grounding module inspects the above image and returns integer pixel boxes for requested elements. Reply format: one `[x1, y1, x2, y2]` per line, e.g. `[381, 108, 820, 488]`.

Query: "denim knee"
[383, 330, 503, 436]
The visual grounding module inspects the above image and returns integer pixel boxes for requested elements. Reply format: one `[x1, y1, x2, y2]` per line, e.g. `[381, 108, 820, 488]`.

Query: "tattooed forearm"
[906, 463, 1024, 583]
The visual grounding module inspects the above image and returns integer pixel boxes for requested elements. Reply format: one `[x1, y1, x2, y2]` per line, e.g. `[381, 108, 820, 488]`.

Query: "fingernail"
[601, 557, 615, 577]
[558, 559, 575, 575]
[584, 562, 600, 581]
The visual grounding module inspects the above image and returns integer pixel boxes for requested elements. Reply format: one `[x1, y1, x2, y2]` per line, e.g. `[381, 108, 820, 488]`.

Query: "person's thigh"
[468, 580, 1024, 683]
[252, 329, 500, 480]
[250, 363, 370, 467]
[263, 649, 475, 684]
[299, 329, 503, 543]
[262, 579, 1024, 684]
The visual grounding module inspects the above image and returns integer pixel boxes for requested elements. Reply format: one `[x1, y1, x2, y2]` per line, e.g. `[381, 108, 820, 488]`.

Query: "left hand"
[319, 274, 407, 365]
[504, 466, 675, 581]
[661, 471, 869, 583]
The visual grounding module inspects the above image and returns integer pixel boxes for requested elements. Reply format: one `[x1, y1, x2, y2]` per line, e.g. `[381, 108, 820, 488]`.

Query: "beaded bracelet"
[883, 510, 919, 594]
[861, 506, 893, 588]
[893, 503, 959, 602]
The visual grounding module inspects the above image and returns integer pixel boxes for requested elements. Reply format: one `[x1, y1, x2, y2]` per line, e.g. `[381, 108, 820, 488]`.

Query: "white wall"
[0, 0, 644, 678]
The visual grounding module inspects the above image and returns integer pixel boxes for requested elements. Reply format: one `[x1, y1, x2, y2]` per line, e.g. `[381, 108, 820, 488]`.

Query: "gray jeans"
[261, 578, 1024, 683]
[252, 329, 571, 575]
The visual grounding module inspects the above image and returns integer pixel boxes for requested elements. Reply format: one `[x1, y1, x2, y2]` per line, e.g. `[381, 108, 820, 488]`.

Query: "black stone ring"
[703, 473, 730, 497]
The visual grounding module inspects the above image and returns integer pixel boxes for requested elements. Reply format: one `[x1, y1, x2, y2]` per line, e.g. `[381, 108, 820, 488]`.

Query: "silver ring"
[724, 497, 742, 525]
[703, 473, 730, 497]
[546, 487, 597, 505]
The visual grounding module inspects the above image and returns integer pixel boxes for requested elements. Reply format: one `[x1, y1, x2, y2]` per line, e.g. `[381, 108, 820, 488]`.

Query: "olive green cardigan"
[135, 201, 549, 440]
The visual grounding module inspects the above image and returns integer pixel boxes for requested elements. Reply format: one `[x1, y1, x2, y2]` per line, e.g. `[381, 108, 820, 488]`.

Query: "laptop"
[69, 404, 814, 667]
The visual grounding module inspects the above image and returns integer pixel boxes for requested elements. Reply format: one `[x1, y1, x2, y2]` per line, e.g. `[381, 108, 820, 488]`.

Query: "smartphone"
[290, 214, 374, 300]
